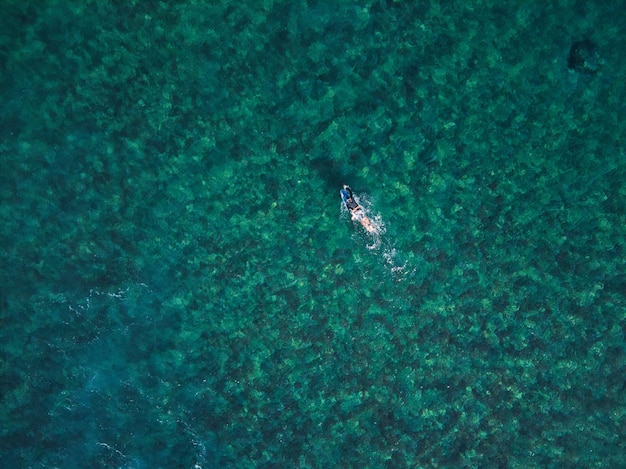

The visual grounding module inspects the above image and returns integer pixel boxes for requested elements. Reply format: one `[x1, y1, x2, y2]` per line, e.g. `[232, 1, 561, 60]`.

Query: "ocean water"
[1, 1, 625, 467]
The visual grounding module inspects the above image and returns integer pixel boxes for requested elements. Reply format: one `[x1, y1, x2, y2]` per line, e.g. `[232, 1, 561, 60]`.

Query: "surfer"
[340, 185, 380, 234]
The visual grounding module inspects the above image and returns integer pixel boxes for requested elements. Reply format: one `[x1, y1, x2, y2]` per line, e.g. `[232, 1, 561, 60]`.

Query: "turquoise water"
[1, 1, 625, 467]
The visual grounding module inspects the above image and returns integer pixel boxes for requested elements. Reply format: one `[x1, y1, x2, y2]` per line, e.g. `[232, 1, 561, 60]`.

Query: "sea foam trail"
[341, 194, 413, 279]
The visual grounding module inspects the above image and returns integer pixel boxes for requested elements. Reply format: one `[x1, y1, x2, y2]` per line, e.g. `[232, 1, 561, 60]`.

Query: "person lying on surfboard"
[340, 185, 380, 234]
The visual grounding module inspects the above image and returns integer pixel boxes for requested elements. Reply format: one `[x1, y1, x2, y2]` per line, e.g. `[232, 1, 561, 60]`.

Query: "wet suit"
[340, 185, 360, 212]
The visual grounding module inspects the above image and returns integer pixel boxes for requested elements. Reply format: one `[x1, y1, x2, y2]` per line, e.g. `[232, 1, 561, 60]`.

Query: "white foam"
[342, 192, 414, 276]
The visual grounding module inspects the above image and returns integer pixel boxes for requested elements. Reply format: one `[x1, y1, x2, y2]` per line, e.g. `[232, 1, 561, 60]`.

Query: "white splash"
[341, 192, 413, 276]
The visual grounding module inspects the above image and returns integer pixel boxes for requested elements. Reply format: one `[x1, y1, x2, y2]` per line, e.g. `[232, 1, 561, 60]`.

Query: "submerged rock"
[568, 39, 601, 74]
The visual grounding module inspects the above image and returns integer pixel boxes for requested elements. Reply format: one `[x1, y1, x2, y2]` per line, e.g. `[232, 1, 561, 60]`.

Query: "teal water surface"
[1, 1, 625, 467]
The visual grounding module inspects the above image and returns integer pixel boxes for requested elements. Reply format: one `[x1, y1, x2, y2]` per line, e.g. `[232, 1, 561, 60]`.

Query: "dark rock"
[568, 39, 600, 74]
